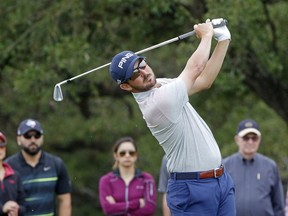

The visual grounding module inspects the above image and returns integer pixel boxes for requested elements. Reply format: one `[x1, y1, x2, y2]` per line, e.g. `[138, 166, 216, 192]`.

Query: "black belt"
[170, 165, 224, 180]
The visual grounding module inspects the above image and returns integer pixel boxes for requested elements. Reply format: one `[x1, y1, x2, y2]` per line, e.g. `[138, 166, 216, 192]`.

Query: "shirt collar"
[237, 152, 256, 163]
[19, 150, 45, 166]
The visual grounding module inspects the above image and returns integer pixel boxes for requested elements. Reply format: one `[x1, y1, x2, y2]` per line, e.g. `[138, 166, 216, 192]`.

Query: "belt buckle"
[214, 168, 220, 178]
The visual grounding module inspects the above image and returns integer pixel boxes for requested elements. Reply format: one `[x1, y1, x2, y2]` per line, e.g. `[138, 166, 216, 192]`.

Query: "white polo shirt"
[133, 78, 221, 172]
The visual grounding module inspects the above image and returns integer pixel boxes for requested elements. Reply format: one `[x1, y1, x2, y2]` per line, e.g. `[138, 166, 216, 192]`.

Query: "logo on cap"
[244, 122, 253, 128]
[17, 119, 44, 135]
[26, 119, 37, 128]
[118, 53, 134, 69]
[237, 119, 261, 137]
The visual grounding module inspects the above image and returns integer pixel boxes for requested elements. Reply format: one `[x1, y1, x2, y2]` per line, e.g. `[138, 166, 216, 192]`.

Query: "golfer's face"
[127, 59, 156, 91]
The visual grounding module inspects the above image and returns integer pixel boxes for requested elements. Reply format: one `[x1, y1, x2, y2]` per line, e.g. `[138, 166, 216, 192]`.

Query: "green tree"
[1, 0, 288, 215]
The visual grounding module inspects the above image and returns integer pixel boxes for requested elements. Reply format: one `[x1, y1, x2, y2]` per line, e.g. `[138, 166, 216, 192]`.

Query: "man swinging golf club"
[109, 18, 235, 215]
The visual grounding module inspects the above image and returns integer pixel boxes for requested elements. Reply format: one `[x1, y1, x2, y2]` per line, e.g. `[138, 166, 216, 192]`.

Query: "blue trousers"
[167, 172, 236, 216]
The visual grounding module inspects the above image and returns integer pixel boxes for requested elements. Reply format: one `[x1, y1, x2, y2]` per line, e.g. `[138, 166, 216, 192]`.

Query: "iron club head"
[53, 84, 64, 101]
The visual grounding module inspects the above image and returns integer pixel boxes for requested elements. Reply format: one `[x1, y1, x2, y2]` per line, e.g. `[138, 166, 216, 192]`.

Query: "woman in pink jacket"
[0, 131, 25, 216]
[99, 136, 156, 216]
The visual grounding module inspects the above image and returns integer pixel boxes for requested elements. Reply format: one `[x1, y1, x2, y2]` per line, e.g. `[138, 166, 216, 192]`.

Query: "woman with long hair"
[99, 136, 156, 216]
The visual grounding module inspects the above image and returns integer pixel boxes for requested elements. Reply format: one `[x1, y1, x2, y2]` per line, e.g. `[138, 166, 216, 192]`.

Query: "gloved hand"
[212, 18, 231, 41]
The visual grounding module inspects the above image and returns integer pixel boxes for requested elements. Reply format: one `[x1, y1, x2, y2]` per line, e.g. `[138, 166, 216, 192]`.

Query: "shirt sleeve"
[271, 164, 285, 215]
[55, 157, 72, 194]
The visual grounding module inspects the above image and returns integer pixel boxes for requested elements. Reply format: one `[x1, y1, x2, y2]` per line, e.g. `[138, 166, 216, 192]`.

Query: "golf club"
[53, 19, 227, 101]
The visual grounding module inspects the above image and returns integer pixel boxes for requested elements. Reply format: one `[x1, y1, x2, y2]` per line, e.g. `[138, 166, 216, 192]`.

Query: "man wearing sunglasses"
[109, 18, 235, 215]
[5, 119, 72, 216]
[223, 119, 285, 216]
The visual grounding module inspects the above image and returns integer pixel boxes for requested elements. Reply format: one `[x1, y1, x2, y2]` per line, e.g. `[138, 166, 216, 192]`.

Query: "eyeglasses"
[23, 133, 42, 139]
[130, 59, 147, 81]
[118, 150, 137, 157]
[242, 136, 259, 142]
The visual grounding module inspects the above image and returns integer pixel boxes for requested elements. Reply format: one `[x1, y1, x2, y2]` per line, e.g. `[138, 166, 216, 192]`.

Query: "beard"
[130, 73, 157, 92]
[22, 144, 41, 156]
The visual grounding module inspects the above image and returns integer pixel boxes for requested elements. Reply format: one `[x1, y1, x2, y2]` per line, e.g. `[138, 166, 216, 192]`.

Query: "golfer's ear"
[120, 83, 132, 91]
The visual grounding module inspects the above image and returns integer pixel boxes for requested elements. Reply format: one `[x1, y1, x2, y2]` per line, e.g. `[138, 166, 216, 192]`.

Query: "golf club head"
[53, 84, 63, 101]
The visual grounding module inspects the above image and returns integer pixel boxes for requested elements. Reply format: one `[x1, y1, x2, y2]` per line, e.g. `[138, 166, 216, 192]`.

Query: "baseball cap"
[236, 119, 261, 137]
[0, 132, 7, 147]
[17, 119, 44, 135]
[109, 51, 144, 84]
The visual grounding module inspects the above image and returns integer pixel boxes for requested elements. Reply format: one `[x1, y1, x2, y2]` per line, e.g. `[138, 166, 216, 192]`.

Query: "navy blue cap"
[0, 132, 7, 147]
[236, 119, 261, 137]
[109, 51, 144, 84]
[17, 119, 44, 135]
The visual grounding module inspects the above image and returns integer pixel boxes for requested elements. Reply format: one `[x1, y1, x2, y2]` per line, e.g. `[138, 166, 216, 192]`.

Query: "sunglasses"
[118, 150, 137, 157]
[242, 136, 259, 142]
[130, 59, 147, 81]
[23, 132, 42, 139]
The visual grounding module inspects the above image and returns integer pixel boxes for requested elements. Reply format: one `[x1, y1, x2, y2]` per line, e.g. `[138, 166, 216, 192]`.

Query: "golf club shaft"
[59, 34, 193, 84]
[53, 33, 194, 101]
[60, 19, 227, 83]
[53, 19, 228, 101]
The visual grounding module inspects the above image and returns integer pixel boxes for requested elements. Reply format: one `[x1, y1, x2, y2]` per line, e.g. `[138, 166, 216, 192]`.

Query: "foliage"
[1, 0, 288, 215]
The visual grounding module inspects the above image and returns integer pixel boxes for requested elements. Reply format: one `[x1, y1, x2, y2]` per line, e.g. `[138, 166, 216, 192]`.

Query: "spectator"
[0, 131, 25, 216]
[158, 155, 171, 216]
[99, 136, 156, 216]
[5, 119, 72, 216]
[223, 119, 285, 216]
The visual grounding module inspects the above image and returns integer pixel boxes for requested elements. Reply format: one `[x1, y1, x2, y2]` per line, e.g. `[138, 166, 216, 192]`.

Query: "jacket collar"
[113, 168, 142, 177]
[2, 162, 15, 177]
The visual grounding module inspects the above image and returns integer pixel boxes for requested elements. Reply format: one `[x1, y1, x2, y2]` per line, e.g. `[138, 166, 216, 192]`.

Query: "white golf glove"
[212, 18, 231, 41]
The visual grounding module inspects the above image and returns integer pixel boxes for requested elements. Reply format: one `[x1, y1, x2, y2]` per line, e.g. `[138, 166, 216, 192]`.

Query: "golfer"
[109, 18, 235, 215]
